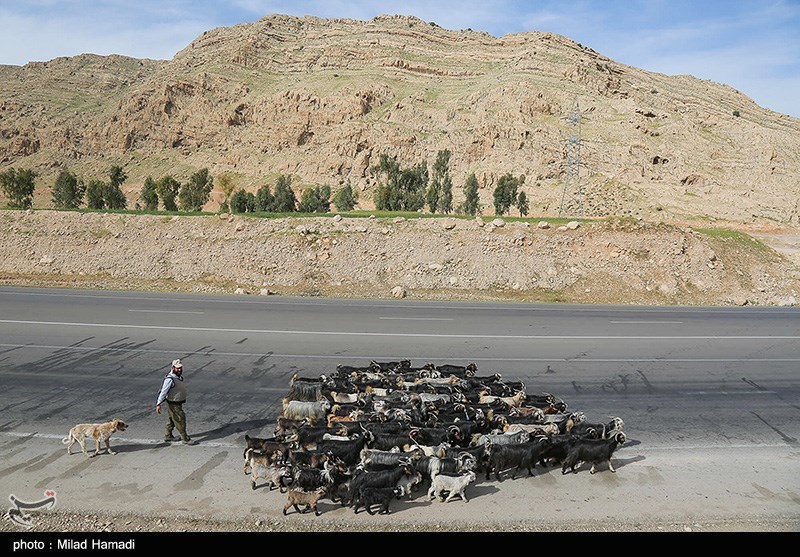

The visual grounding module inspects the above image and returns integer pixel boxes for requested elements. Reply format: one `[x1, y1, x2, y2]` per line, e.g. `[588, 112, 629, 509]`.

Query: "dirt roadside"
[1, 434, 797, 534]
[1, 210, 799, 307]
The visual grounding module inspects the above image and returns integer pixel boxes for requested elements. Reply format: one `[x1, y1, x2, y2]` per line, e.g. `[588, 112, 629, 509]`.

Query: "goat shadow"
[407, 481, 499, 507]
[556, 453, 645, 475]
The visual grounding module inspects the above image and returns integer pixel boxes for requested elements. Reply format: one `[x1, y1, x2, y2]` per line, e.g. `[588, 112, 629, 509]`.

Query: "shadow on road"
[103, 441, 171, 454]
[192, 419, 274, 443]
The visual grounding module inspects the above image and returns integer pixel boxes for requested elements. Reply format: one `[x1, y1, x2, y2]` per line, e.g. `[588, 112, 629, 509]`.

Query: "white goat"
[428, 470, 477, 503]
[395, 471, 424, 499]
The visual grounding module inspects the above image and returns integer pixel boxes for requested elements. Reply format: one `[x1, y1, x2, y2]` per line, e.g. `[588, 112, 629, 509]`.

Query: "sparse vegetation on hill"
[0, 14, 797, 225]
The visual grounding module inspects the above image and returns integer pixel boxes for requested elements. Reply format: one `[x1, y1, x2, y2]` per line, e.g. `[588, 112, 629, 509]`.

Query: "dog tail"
[61, 435, 71, 444]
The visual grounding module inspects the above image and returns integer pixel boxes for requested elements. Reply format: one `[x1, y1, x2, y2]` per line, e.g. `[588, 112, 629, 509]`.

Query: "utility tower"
[559, 96, 583, 218]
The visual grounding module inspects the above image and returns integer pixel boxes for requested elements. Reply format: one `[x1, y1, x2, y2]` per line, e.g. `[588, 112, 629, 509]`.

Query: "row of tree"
[2, 154, 529, 216]
[0, 163, 360, 214]
[222, 175, 359, 214]
[372, 150, 528, 217]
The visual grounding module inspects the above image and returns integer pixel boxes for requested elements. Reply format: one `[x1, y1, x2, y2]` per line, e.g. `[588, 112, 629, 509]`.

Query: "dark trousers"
[166, 401, 189, 441]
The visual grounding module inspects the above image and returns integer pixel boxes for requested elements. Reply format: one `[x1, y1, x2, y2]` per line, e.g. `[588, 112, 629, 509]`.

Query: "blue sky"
[1, 1, 798, 117]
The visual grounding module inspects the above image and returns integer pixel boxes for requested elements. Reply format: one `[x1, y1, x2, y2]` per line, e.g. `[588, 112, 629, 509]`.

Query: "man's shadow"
[191, 419, 274, 443]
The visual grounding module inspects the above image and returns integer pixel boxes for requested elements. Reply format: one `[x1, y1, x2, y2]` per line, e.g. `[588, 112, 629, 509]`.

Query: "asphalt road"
[1, 286, 798, 532]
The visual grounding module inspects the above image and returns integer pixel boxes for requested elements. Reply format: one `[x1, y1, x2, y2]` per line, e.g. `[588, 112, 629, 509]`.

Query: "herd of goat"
[242, 360, 627, 516]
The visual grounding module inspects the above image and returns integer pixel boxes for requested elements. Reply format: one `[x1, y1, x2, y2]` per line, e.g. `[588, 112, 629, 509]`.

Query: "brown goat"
[282, 486, 326, 516]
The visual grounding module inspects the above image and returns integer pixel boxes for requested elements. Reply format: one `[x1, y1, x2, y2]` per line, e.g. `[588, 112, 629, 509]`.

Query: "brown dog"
[62, 418, 128, 457]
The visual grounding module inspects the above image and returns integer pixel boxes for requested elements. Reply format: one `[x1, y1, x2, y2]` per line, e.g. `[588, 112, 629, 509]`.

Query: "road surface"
[0, 286, 798, 533]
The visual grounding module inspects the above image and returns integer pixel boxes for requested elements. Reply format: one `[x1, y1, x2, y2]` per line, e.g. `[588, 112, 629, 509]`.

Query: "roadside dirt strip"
[1, 431, 797, 533]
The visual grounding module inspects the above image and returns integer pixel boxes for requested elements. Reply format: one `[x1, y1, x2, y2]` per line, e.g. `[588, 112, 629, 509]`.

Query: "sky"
[1, 1, 798, 118]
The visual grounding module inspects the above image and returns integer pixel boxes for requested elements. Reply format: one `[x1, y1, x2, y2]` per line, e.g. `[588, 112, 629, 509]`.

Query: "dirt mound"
[1, 210, 797, 307]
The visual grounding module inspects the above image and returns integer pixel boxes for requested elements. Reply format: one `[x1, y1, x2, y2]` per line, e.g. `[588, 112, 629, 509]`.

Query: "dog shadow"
[99, 441, 171, 454]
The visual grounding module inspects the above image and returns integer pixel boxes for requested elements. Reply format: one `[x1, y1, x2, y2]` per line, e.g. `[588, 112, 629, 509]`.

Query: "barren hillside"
[1, 14, 799, 225]
[1, 210, 798, 307]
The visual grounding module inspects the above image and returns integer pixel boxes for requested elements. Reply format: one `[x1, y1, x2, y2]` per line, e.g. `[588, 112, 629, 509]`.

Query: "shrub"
[230, 188, 256, 213]
[333, 183, 358, 211]
[298, 185, 331, 213]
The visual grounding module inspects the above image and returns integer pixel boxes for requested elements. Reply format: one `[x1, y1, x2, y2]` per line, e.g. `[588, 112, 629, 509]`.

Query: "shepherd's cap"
[172, 359, 183, 369]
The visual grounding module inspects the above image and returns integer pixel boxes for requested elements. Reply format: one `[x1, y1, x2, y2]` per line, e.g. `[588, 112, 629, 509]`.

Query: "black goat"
[293, 458, 350, 498]
[433, 362, 478, 378]
[242, 435, 293, 462]
[485, 437, 552, 481]
[562, 432, 627, 475]
[441, 444, 488, 473]
[342, 463, 415, 508]
[352, 486, 403, 515]
[314, 432, 374, 467]
[370, 359, 411, 373]
[290, 424, 348, 450]
[368, 431, 414, 452]
[535, 434, 582, 468]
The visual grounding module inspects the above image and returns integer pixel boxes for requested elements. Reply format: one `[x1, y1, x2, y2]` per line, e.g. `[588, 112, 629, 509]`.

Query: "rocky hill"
[1, 14, 799, 225]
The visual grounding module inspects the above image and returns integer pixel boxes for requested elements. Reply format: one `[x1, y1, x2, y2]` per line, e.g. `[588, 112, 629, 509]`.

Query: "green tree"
[255, 184, 274, 212]
[332, 183, 357, 211]
[102, 165, 127, 210]
[230, 188, 256, 213]
[460, 172, 480, 216]
[440, 174, 453, 214]
[156, 175, 180, 211]
[0, 168, 36, 209]
[298, 185, 331, 213]
[493, 173, 524, 216]
[52, 168, 85, 209]
[86, 179, 107, 210]
[140, 176, 159, 211]
[517, 190, 529, 217]
[425, 177, 440, 214]
[272, 175, 297, 212]
[216, 173, 236, 214]
[372, 154, 428, 211]
[178, 168, 213, 212]
[426, 149, 452, 214]
[109, 165, 127, 187]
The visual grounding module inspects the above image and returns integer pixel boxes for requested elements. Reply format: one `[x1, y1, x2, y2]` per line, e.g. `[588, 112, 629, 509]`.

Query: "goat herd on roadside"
[242, 359, 628, 516]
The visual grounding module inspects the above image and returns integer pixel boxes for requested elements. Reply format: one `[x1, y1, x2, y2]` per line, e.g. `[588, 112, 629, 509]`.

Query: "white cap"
[172, 359, 183, 369]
